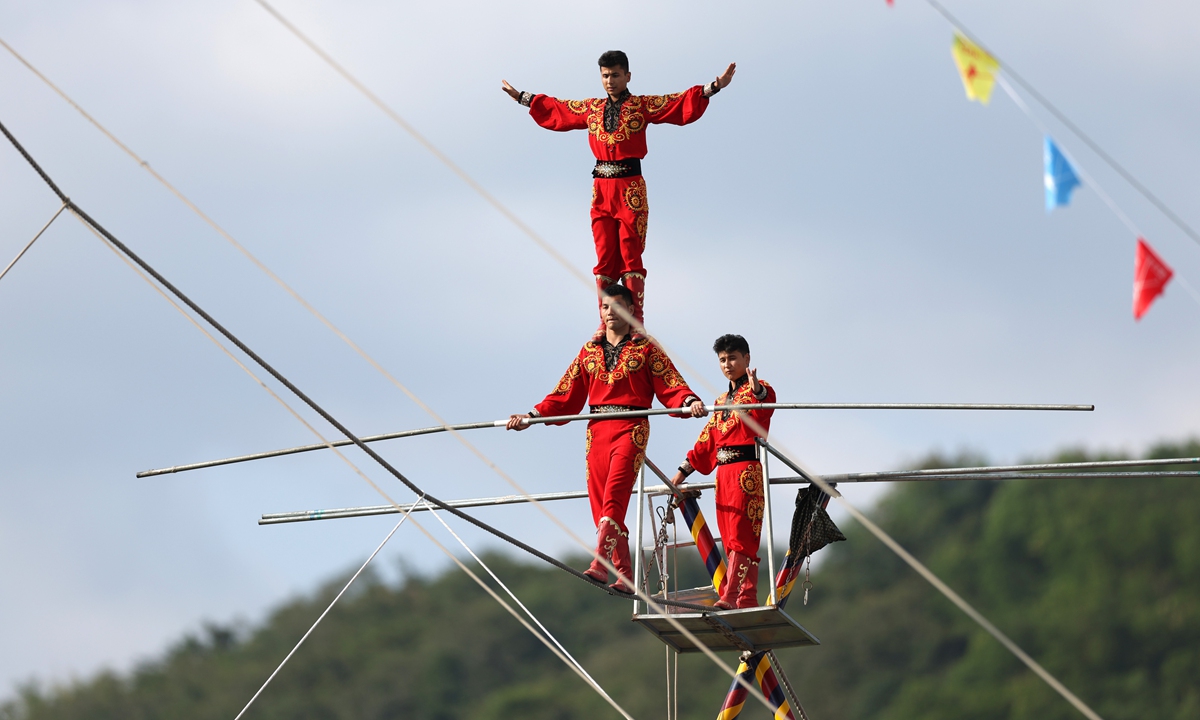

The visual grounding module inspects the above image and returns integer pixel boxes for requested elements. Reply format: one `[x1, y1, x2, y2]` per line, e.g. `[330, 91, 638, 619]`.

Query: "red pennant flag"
[1133, 238, 1172, 320]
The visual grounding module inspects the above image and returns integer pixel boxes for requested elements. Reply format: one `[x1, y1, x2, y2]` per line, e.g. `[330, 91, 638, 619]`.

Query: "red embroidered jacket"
[527, 86, 710, 162]
[685, 378, 776, 476]
[534, 338, 699, 422]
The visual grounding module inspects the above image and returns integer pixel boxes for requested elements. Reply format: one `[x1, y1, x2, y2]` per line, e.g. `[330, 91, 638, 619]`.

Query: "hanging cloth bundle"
[774, 485, 846, 609]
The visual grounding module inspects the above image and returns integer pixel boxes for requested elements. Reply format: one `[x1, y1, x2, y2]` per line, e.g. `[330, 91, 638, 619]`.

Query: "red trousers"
[591, 176, 648, 282]
[715, 460, 764, 561]
[584, 417, 650, 532]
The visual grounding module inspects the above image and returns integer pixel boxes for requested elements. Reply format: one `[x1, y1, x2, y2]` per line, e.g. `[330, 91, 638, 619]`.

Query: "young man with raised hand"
[507, 285, 706, 593]
[671, 334, 776, 609]
[502, 50, 735, 336]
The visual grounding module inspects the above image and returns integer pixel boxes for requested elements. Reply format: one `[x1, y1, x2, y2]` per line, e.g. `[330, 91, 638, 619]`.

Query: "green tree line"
[3, 440, 1197, 719]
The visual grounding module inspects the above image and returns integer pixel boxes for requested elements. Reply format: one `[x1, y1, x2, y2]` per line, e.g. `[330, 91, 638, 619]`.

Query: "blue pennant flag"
[1044, 137, 1081, 212]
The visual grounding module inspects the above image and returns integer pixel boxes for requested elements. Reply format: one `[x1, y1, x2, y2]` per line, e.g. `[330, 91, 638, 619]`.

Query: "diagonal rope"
[245, 0, 587, 285]
[72, 211, 406, 511]
[0, 201, 66, 284]
[423, 500, 636, 720]
[922, 0, 1200, 250]
[234, 512, 414, 720]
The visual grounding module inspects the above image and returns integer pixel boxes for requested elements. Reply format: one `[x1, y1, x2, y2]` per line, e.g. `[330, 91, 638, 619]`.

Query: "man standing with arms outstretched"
[507, 285, 706, 593]
[503, 51, 735, 336]
[671, 334, 775, 609]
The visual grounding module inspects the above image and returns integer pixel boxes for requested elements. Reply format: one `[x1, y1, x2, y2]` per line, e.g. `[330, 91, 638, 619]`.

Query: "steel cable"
[0, 202, 67, 285]
[233, 513, 413, 720]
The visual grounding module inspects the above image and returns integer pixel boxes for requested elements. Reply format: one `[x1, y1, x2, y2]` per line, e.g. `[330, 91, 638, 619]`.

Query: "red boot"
[592, 275, 613, 341]
[622, 272, 646, 338]
[736, 557, 761, 609]
[715, 551, 750, 610]
[608, 527, 635, 594]
[584, 516, 621, 583]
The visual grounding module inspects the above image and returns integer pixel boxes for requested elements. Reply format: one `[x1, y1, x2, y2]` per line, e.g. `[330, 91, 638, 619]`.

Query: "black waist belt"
[592, 158, 642, 179]
[590, 404, 647, 415]
[716, 445, 758, 465]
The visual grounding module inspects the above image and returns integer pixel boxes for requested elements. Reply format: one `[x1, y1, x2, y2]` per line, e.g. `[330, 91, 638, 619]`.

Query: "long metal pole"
[815, 455, 1200, 481]
[138, 402, 1096, 478]
[260, 469, 1200, 525]
[760, 443, 776, 606]
[137, 421, 502, 477]
[633, 463, 646, 615]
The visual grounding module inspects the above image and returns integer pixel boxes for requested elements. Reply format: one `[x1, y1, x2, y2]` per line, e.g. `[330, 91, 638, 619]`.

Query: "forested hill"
[4, 441, 1198, 720]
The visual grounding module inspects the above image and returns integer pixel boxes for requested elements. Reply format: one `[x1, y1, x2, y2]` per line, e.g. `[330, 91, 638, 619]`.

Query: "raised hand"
[747, 367, 761, 396]
[501, 79, 521, 101]
[716, 63, 736, 89]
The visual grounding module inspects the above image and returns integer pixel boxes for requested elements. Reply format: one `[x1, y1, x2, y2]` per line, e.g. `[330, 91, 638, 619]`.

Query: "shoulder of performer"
[538, 96, 604, 112]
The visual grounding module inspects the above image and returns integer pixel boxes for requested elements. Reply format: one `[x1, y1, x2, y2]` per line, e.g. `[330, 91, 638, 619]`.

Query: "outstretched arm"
[505, 82, 590, 131]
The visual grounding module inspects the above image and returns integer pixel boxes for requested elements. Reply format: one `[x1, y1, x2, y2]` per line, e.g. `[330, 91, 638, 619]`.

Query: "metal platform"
[633, 603, 820, 654]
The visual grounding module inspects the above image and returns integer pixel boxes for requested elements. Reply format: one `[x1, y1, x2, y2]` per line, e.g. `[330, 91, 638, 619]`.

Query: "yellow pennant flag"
[951, 34, 1000, 104]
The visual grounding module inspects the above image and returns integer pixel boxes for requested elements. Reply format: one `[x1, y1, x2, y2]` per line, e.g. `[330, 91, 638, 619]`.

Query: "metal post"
[633, 462, 646, 616]
[761, 443, 776, 606]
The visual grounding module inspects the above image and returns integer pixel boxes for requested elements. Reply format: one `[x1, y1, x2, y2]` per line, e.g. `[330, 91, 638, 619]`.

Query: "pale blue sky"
[1, 0, 1198, 697]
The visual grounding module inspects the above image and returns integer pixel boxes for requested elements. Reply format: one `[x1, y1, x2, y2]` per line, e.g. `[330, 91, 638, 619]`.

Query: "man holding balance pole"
[507, 285, 705, 593]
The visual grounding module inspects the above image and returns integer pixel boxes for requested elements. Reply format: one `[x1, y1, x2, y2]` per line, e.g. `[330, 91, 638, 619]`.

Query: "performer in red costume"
[671, 334, 775, 609]
[507, 285, 706, 593]
[502, 51, 735, 335]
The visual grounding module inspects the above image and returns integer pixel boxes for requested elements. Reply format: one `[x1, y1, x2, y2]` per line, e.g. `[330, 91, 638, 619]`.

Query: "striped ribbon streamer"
[716, 652, 796, 720]
[678, 496, 728, 595]
[773, 551, 803, 610]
